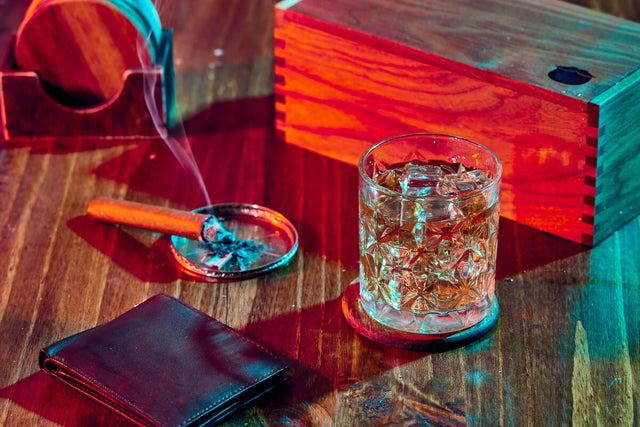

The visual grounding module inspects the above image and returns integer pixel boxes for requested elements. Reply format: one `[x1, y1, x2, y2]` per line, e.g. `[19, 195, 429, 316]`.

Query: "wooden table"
[1, 1, 638, 425]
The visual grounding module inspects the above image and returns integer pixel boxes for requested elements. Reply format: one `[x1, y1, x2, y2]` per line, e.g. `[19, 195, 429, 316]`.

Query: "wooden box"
[274, 0, 640, 246]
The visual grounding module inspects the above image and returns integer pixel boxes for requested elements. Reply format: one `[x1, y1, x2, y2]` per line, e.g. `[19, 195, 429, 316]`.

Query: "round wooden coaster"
[15, 0, 156, 107]
[341, 281, 499, 351]
[109, 0, 162, 50]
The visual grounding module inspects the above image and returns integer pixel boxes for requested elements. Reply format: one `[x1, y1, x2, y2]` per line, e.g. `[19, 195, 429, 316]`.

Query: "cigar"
[86, 197, 235, 243]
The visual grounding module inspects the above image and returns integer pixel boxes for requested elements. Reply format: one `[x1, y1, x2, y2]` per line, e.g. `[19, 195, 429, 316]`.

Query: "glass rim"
[357, 133, 503, 200]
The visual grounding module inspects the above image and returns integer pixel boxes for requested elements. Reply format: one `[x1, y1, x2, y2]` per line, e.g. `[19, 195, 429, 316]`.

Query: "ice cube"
[436, 169, 489, 196]
[467, 169, 489, 183]
[374, 169, 402, 192]
[435, 176, 460, 196]
[399, 163, 444, 196]
[454, 179, 477, 193]
[458, 169, 489, 192]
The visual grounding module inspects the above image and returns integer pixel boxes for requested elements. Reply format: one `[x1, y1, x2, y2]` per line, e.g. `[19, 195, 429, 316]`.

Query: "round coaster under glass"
[171, 203, 298, 280]
[341, 281, 499, 351]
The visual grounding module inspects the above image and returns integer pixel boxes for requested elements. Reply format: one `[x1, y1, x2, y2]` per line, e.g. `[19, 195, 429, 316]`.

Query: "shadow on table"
[67, 215, 183, 283]
[241, 296, 469, 405]
[66, 97, 589, 288]
[0, 370, 134, 426]
[236, 220, 589, 408]
[0, 94, 275, 155]
[65, 211, 587, 286]
[82, 96, 276, 211]
[496, 217, 588, 279]
[2, 217, 588, 424]
[0, 136, 134, 155]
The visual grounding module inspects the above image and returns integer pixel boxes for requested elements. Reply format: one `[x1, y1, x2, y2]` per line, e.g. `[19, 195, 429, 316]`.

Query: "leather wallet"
[39, 293, 289, 426]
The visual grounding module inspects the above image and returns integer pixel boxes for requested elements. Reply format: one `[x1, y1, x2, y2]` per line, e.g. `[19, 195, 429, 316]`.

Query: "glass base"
[360, 289, 493, 335]
[342, 281, 498, 351]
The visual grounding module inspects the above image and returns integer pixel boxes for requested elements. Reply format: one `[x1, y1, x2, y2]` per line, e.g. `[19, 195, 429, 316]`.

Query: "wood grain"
[0, 0, 639, 426]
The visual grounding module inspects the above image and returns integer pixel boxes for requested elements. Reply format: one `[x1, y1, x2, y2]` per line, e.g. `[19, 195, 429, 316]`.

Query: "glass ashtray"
[170, 203, 298, 280]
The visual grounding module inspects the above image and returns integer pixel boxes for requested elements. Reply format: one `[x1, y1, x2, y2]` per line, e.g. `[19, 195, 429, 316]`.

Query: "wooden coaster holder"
[0, 28, 175, 141]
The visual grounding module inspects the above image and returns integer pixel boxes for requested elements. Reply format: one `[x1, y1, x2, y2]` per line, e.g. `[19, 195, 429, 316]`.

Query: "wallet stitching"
[163, 294, 287, 427]
[50, 355, 165, 426]
[181, 372, 280, 427]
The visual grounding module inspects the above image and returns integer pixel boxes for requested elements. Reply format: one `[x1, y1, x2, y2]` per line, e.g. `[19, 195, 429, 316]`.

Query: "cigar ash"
[201, 239, 267, 271]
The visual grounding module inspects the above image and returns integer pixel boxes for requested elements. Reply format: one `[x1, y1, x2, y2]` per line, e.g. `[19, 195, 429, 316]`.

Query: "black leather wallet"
[39, 293, 289, 426]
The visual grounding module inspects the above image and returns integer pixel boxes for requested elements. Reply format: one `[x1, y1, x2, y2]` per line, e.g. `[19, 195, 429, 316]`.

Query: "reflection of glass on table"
[358, 134, 502, 334]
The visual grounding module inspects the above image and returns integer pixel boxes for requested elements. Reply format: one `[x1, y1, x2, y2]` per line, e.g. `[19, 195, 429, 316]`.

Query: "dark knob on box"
[548, 65, 595, 85]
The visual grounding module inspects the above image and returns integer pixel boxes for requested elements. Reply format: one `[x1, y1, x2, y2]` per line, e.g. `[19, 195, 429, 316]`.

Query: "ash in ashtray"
[201, 239, 267, 271]
[202, 215, 236, 244]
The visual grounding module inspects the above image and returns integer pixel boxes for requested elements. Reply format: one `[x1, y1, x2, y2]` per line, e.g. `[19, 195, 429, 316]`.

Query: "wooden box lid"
[276, 0, 640, 104]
